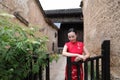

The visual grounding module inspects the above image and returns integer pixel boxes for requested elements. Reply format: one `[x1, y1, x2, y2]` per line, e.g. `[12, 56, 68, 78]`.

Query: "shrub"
[0, 14, 48, 80]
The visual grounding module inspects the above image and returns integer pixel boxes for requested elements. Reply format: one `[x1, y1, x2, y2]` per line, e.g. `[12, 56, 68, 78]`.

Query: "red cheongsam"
[65, 41, 84, 80]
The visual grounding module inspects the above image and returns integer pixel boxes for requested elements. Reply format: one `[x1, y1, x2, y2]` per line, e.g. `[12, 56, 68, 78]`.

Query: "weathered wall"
[0, 0, 58, 53]
[83, 0, 120, 79]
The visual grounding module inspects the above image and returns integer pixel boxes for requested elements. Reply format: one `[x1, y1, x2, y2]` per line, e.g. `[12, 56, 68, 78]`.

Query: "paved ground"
[50, 54, 66, 80]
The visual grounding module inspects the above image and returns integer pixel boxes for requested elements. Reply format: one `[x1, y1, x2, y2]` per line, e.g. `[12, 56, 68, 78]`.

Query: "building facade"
[0, 0, 58, 53]
[82, 0, 120, 79]
[45, 8, 83, 53]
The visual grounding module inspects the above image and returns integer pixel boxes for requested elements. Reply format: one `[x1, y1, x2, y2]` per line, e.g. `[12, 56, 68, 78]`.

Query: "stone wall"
[0, 0, 58, 53]
[82, 0, 120, 79]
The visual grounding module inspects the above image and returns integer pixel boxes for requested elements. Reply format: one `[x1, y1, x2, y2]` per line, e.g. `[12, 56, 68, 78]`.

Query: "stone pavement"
[50, 54, 66, 80]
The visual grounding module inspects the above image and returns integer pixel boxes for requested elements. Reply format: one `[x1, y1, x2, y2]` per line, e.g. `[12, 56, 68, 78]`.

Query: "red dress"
[65, 41, 84, 80]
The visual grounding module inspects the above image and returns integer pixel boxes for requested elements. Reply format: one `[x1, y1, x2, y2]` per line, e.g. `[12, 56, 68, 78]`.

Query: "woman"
[62, 28, 90, 80]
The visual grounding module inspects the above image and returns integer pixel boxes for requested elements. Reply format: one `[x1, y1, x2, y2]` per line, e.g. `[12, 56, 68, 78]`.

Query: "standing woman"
[62, 28, 90, 80]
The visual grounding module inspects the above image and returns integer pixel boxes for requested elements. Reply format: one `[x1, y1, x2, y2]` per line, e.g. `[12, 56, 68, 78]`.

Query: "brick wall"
[83, 0, 120, 79]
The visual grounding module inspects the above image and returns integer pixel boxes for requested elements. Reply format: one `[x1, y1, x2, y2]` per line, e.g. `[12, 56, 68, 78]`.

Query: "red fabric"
[65, 41, 84, 80]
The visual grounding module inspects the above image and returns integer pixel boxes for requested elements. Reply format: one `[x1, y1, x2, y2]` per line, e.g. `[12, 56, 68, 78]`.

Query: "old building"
[82, 0, 120, 79]
[0, 0, 58, 53]
[45, 8, 83, 53]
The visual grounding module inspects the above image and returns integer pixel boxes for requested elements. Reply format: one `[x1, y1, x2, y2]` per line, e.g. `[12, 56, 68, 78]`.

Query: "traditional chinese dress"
[65, 41, 84, 80]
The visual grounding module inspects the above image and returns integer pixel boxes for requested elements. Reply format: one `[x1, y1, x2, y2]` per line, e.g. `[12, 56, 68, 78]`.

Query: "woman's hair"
[68, 28, 77, 34]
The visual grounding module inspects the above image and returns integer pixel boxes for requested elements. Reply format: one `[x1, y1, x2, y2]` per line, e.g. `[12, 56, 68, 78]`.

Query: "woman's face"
[68, 32, 77, 42]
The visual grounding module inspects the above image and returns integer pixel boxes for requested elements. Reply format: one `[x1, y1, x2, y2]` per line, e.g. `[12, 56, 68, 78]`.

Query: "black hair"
[68, 28, 77, 34]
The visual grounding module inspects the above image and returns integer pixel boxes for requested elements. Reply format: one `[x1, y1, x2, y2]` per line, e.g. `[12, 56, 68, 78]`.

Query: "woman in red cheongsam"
[62, 28, 90, 80]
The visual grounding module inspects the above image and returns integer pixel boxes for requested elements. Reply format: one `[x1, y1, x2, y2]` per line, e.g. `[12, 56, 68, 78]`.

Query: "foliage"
[0, 14, 49, 80]
[49, 53, 59, 62]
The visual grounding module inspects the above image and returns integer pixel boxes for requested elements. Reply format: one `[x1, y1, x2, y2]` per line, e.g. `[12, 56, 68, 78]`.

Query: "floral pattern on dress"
[65, 41, 84, 80]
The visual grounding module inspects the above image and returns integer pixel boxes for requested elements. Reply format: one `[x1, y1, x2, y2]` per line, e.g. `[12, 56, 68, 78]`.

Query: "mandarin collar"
[70, 41, 77, 44]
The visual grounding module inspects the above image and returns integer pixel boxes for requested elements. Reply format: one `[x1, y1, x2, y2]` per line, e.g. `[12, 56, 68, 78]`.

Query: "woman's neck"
[70, 41, 77, 43]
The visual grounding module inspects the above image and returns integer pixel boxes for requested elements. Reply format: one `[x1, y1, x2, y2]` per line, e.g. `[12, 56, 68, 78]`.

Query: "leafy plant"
[0, 14, 49, 80]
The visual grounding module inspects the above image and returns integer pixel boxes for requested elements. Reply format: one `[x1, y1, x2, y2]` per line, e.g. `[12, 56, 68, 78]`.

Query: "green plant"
[0, 14, 49, 80]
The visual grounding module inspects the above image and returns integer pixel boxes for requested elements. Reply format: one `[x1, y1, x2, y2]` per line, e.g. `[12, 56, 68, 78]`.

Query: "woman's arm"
[75, 46, 90, 62]
[83, 46, 90, 60]
[62, 45, 83, 58]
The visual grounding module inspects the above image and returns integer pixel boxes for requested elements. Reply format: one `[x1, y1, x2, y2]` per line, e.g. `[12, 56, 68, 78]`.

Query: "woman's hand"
[74, 55, 89, 62]
[74, 55, 84, 62]
[82, 56, 88, 61]
[74, 56, 81, 62]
